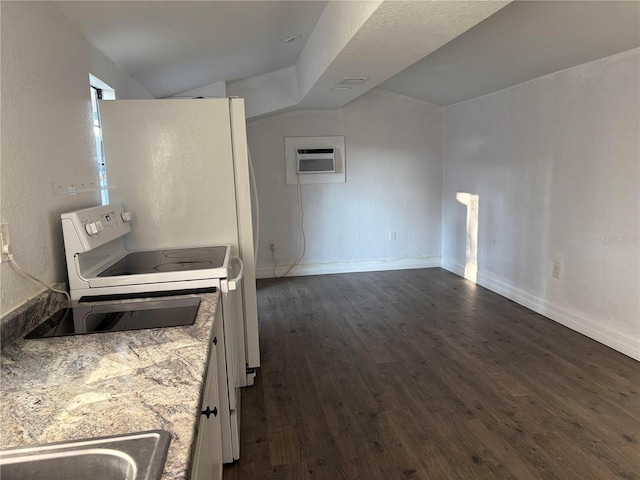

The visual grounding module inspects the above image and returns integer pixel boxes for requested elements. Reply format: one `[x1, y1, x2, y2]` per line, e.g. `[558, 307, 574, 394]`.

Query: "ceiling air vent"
[336, 77, 369, 87]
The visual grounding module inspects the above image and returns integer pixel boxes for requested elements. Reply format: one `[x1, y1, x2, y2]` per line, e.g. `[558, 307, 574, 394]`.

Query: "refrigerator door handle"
[221, 256, 244, 293]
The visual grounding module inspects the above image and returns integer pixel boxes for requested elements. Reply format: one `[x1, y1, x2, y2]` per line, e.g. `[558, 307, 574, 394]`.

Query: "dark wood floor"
[224, 268, 640, 480]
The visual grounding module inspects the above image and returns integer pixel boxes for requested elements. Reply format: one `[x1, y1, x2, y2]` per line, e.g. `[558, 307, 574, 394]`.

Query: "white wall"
[0, 2, 152, 315]
[442, 48, 640, 359]
[171, 81, 226, 99]
[227, 66, 299, 119]
[247, 88, 442, 277]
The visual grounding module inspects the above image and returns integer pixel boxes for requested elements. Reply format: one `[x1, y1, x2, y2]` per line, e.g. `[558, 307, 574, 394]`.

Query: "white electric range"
[60, 204, 240, 301]
[61, 203, 244, 463]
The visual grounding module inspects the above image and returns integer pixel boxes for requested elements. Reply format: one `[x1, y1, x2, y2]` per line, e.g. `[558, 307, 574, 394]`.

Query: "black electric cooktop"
[25, 297, 201, 339]
[98, 246, 227, 277]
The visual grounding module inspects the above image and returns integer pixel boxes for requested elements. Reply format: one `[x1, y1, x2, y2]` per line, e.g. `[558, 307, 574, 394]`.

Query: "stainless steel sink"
[0, 430, 171, 480]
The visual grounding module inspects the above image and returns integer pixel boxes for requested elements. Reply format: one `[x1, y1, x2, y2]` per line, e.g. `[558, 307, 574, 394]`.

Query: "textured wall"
[227, 67, 299, 119]
[0, 2, 151, 315]
[297, 1, 508, 109]
[171, 81, 226, 99]
[247, 88, 442, 276]
[296, 0, 382, 101]
[442, 49, 640, 358]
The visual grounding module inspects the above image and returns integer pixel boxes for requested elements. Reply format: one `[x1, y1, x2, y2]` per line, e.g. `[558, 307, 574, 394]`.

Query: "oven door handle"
[221, 256, 244, 293]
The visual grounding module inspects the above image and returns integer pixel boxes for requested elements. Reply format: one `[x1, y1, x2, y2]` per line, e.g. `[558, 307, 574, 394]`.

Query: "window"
[89, 74, 115, 205]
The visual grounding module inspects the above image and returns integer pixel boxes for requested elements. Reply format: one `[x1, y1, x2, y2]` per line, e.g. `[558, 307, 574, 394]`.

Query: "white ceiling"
[54, 0, 640, 110]
[54, 1, 328, 98]
[380, 1, 640, 106]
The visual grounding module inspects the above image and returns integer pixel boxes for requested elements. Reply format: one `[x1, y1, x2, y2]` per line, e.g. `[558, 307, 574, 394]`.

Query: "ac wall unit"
[296, 148, 336, 174]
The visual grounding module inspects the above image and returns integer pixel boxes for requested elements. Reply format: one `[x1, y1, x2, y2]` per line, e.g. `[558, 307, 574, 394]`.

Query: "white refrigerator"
[99, 98, 260, 378]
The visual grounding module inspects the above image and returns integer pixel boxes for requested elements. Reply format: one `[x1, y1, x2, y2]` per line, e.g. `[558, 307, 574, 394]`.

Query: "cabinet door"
[191, 306, 223, 480]
[191, 413, 212, 480]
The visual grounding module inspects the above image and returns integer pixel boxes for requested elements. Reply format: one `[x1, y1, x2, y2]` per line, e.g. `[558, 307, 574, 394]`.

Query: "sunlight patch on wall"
[456, 192, 479, 283]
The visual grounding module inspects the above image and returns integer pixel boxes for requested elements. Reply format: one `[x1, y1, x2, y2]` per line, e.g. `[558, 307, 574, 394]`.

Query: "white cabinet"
[191, 305, 224, 480]
[219, 288, 240, 463]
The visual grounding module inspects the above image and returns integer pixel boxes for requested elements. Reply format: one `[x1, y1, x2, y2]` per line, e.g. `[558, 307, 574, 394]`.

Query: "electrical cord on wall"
[248, 149, 260, 262]
[271, 242, 279, 278]
[275, 173, 306, 278]
[7, 253, 71, 302]
[295, 174, 307, 266]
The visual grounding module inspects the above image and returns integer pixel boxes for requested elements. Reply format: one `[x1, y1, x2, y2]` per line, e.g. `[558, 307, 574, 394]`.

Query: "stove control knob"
[95, 221, 104, 232]
[85, 222, 99, 235]
[121, 211, 134, 222]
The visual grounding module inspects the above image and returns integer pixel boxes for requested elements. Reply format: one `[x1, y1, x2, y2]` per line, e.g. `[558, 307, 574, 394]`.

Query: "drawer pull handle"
[202, 406, 218, 418]
[213, 337, 217, 345]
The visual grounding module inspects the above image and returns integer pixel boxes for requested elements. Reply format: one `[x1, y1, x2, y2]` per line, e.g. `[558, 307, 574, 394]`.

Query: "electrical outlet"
[552, 261, 563, 279]
[389, 231, 397, 241]
[0, 223, 10, 263]
[269, 239, 276, 251]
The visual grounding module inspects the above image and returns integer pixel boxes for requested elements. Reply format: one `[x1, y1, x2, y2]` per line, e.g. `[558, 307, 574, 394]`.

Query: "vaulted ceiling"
[54, 1, 640, 118]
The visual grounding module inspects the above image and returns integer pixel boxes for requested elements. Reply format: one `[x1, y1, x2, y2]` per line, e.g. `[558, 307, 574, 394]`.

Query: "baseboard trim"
[441, 260, 639, 361]
[256, 256, 441, 279]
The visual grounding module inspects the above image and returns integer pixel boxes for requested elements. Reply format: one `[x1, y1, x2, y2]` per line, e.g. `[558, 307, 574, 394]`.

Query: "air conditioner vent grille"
[336, 77, 369, 87]
[296, 147, 336, 174]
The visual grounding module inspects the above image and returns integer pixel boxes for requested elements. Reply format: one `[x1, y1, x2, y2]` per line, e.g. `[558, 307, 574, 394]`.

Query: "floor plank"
[224, 269, 640, 479]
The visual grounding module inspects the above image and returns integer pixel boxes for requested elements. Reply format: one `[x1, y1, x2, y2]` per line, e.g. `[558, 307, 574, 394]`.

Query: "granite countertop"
[0, 292, 219, 480]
